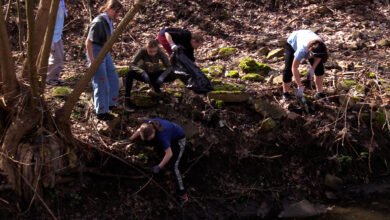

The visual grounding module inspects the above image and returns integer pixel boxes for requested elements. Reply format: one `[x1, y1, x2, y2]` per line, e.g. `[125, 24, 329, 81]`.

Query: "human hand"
[296, 86, 305, 98]
[151, 165, 161, 174]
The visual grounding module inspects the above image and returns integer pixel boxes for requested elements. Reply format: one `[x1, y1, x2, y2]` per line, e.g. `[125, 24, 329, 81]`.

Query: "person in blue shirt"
[282, 30, 329, 101]
[130, 118, 188, 204]
[46, 0, 67, 86]
[85, 0, 123, 121]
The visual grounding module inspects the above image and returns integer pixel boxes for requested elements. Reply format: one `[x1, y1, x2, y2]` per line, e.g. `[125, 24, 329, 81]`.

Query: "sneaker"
[96, 113, 115, 121]
[178, 193, 189, 205]
[282, 93, 292, 102]
[314, 92, 326, 100]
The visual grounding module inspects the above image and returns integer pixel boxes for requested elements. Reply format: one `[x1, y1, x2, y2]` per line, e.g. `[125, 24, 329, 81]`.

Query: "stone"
[272, 74, 283, 85]
[256, 47, 270, 56]
[225, 70, 239, 78]
[218, 47, 237, 58]
[324, 174, 343, 190]
[377, 39, 390, 47]
[241, 73, 264, 82]
[253, 99, 287, 119]
[278, 200, 327, 218]
[266, 48, 284, 59]
[239, 57, 272, 75]
[52, 86, 72, 97]
[208, 91, 250, 103]
[207, 65, 225, 77]
[260, 117, 277, 132]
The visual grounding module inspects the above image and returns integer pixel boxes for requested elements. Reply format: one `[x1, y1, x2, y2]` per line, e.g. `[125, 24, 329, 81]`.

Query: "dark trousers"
[283, 43, 325, 83]
[125, 70, 176, 101]
[168, 138, 186, 196]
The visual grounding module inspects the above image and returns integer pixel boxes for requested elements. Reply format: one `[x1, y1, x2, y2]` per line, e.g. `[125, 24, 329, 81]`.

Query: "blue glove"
[151, 165, 160, 174]
[296, 86, 305, 98]
[141, 72, 150, 84]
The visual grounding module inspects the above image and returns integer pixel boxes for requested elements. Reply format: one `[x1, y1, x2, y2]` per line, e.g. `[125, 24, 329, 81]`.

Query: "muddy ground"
[1, 0, 390, 219]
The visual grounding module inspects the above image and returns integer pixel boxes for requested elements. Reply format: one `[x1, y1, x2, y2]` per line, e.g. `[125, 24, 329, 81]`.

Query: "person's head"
[99, 0, 124, 20]
[139, 120, 162, 141]
[309, 40, 328, 63]
[145, 39, 160, 57]
[190, 31, 204, 49]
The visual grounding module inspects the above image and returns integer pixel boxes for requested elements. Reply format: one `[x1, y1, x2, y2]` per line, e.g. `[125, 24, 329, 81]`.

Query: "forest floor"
[1, 0, 390, 219]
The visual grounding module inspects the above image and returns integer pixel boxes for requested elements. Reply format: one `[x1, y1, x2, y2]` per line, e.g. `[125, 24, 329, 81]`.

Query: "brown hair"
[191, 31, 204, 43]
[139, 120, 162, 140]
[309, 40, 328, 63]
[99, 0, 124, 13]
[146, 39, 160, 48]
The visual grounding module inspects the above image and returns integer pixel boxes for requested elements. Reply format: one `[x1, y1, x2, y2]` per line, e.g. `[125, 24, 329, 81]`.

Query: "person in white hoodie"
[282, 30, 329, 101]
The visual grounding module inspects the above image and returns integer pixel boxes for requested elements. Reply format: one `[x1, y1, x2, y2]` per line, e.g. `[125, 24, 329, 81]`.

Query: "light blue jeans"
[88, 44, 119, 114]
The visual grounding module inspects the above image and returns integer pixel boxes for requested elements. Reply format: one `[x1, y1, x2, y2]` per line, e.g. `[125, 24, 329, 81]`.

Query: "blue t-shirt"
[287, 30, 322, 62]
[149, 118, 185, 150]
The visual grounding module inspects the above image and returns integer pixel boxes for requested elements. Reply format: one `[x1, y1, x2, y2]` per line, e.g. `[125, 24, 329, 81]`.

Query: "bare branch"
[25, 0, 39, 100]
[56, 0, 146, 124]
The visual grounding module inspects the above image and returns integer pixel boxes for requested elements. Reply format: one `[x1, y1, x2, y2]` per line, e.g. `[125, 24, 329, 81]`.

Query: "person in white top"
[282, 30, 329, 101]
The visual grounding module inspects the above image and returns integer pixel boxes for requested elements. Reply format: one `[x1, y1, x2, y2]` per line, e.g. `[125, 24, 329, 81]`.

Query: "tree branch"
[56, 0, 146, 124]
[25, 0, 39, 100]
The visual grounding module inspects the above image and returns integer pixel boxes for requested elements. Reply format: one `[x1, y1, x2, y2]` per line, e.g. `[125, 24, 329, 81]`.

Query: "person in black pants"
[125, 40, 174, 112]
[130, 118, 188, 205]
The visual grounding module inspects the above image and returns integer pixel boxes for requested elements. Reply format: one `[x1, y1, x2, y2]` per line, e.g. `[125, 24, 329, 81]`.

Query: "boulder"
[253, 99, 287, 119]
[266, 48, 284, 59]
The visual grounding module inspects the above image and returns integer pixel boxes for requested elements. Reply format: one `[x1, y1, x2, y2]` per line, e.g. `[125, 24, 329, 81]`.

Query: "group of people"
[49, 0, 329, 205]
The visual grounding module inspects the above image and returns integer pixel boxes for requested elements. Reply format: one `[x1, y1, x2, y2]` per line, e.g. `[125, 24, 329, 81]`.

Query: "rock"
[225, 70, 239, 78]
[324, 174, 343, 190]
[266, 48, 284, 59]
[208, 91, 249, 103]
[347, 42, 360, 50]
[241, 73, 264, 82]
[207, 65, 225, 77]
[213, 83, 245, 92]
[377, 39, 390, 47]
[338, 79, 357, 90]
[239, 57, 272, 75]
[52, 86, 72, 97]
[217, 47, 237, 58]
[132, 92, 156, 107]
[272, 74, 283, 85]
[260, 117, 277, 132]
[115, 66, 129, 77]
[278, 200, 327, 218]
[253, 99, 287, 119]
[256, 47, 270, 56]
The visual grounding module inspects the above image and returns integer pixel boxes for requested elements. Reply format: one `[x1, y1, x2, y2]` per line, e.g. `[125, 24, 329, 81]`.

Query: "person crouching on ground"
[282, 29, 329, 101]
[129, 118, 188, 204]
[156, 27, 204, 62]
[124, 40, 174, 112]
[85, 0, 123, 121]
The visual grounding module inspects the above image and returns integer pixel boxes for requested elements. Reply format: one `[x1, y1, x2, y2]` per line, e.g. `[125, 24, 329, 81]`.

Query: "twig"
[130, 176, 153, 197]
[4, 0, 12, 22]
[183, 144, 214, 176]
[249, 154, 282, 159]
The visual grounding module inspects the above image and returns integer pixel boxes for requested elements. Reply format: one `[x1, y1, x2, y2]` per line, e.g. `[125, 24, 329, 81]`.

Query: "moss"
[52, 86, 72, 97]
[201, 68, 209, 74]
[213, 83, 245, 92]
[218, 47, 237, 58]
[211, 90, 243, 94]
[374, 110, 387, 125]
[241, 73, 264, 82]
[225, 70, 239, 78]
[301, 69, 309, 76]
[342, 79, 357, 89]
[215, 100, 225, 109]
[211, 79, 222, 84]
[356, 84, 365, 94]
[368, 72, 376, 79]
[207, 65, 225, 77]
[239, 58, 271, 75]
[116, 66, 129, 77]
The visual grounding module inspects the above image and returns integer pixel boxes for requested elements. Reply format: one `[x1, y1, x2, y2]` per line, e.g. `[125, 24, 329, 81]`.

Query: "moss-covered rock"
[225, 70, 239, 78]
[300, 69, 309, 77]
[213, 83, 245, 92]
[52, 86, 72, 97]
[368, 72, 376, 79]
[207, 65, 225, 77]
[239, 58, 271, 75]
[218, 47, 237, 58]
[253, 99, 287, 119]
[211, 79, 223, 85]
[215, 100, 225, 109]
[131, 92, 155, 107]
[339, 79, 357, 90]
[257, 47, 270, 56]
[201, 68, 209, 74]
[260, 117, 277, 132]
[266, 48, 284, 59]
[116, 66, 129, 77]
[241, 73, 264, 82]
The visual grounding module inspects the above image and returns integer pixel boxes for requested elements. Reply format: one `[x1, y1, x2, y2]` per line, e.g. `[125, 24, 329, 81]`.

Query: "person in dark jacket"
[124, 39, 174, 112]
[130, 118, 188, 204]
[157, 28, 204, 62]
